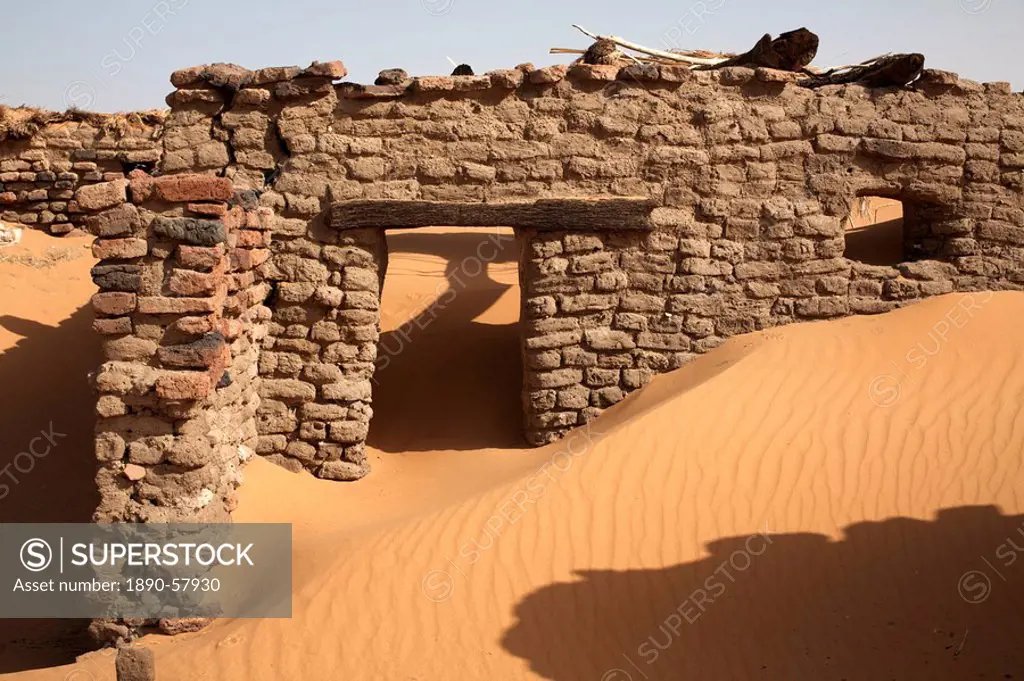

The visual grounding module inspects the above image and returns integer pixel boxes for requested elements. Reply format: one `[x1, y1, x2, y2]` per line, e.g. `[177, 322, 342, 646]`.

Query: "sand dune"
[1, 229, 1022, 679]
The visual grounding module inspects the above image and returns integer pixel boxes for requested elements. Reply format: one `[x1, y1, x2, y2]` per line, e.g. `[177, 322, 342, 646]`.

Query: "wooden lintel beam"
[329, 198, 656, 231]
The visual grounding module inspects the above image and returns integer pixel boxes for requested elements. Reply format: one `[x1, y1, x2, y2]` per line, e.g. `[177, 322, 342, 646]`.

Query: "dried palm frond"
[0, 105, 166, 141]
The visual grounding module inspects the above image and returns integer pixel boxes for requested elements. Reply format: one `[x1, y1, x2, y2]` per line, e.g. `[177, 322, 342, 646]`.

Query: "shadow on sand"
[502, 504, 1024, 680]
[368, 229, 525, 453]
[0, 307, 102, 670]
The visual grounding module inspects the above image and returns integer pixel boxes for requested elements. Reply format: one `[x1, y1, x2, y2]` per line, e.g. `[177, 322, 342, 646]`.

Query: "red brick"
[235, 230, 267, 248]
[220, 318, 243, 339]
[222, 205, 246, 230]
[169, 269, 224, 296]
[156, 371, 213, 401]
[92, 292, 137, 316]
[230, 271, 256, 292]
[177, 245, 225, 271]
[229, 248, 269, 271]
[153, 175, 233, 202]
[187, 202, 228, 217]
[129, 174, 156, 203]
[92, 238, 148, 260]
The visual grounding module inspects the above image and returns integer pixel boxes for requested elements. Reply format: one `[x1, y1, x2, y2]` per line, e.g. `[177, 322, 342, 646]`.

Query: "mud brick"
[319, 460, 367, 481]
[489, 69, 525, 89]
[529, 64, 568, 84]
[261, 379, 316, 403]
[92, 238, 148, 260]
[323, 380, 372, 402]
[568, 64, 619, 81]
[103, 336, 157, 362]
[155, 371, 214, 401]
[170, 315, 219, 335]
[250, 65, 302, 85]
[275, 77, 333, 99]
[328, 420, 369, 444]
[74, 180, 126, 211]
[302, 60, 347, 79]
[137, 296, 218, 315]
[92, 292, 137, 316]
[115, 646, 155, 681]
[93, 317, 133, 335]
[82, 203, 140, 237]
[529, 368, 583, 389]
[659, 65, 695, 83]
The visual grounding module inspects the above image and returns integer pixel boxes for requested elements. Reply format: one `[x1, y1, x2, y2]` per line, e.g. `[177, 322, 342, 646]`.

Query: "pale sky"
[2, 0, 1020, 112]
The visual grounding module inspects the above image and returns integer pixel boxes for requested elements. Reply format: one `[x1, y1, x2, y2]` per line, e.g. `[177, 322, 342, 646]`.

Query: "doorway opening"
[844, 197, 905, 266]
[366, 226, 524, 452]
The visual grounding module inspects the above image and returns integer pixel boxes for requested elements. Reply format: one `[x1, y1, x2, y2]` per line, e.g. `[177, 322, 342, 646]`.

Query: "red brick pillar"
[87, 173, 270, 523]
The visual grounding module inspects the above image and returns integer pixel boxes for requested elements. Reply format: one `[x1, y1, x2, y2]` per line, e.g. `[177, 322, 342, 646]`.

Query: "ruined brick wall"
[0, 114, 163, 234]
[133, 60, 1024, 475]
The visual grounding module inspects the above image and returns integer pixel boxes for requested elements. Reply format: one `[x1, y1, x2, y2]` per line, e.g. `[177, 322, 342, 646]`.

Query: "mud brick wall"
[110, 58, 1024, 477]
[0, 116, 163, 234]
[88, 172, 269, 522]
[255, 225, 384, 481]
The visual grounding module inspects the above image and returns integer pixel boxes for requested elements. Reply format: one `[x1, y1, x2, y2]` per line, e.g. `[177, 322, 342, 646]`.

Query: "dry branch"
[570, 24, 725, 66]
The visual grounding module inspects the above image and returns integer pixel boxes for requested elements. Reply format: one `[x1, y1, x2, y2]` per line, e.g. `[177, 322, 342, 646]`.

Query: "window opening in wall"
[844, 197, 905, 266]
[366, 226, 524, 452]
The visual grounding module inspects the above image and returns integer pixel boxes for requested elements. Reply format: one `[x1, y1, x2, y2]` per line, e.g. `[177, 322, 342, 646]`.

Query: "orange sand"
[1, 227, 1022, 680]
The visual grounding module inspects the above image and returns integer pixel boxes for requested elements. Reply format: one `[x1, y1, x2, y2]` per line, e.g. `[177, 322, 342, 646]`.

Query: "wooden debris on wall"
[551, 24, 925, 90]
[799, 53, 926, 89]
[694, 28, 819, 71]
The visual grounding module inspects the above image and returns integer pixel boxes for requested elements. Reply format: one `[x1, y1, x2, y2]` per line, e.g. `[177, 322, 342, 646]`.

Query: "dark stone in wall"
[152, 217, 227, 246]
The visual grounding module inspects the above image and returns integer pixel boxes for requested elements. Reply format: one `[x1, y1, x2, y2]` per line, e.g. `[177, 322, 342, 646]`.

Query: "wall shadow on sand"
[368, 229, 524, 453]
[0, 306, 101, 671]
[503, 505, 1024, 680]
